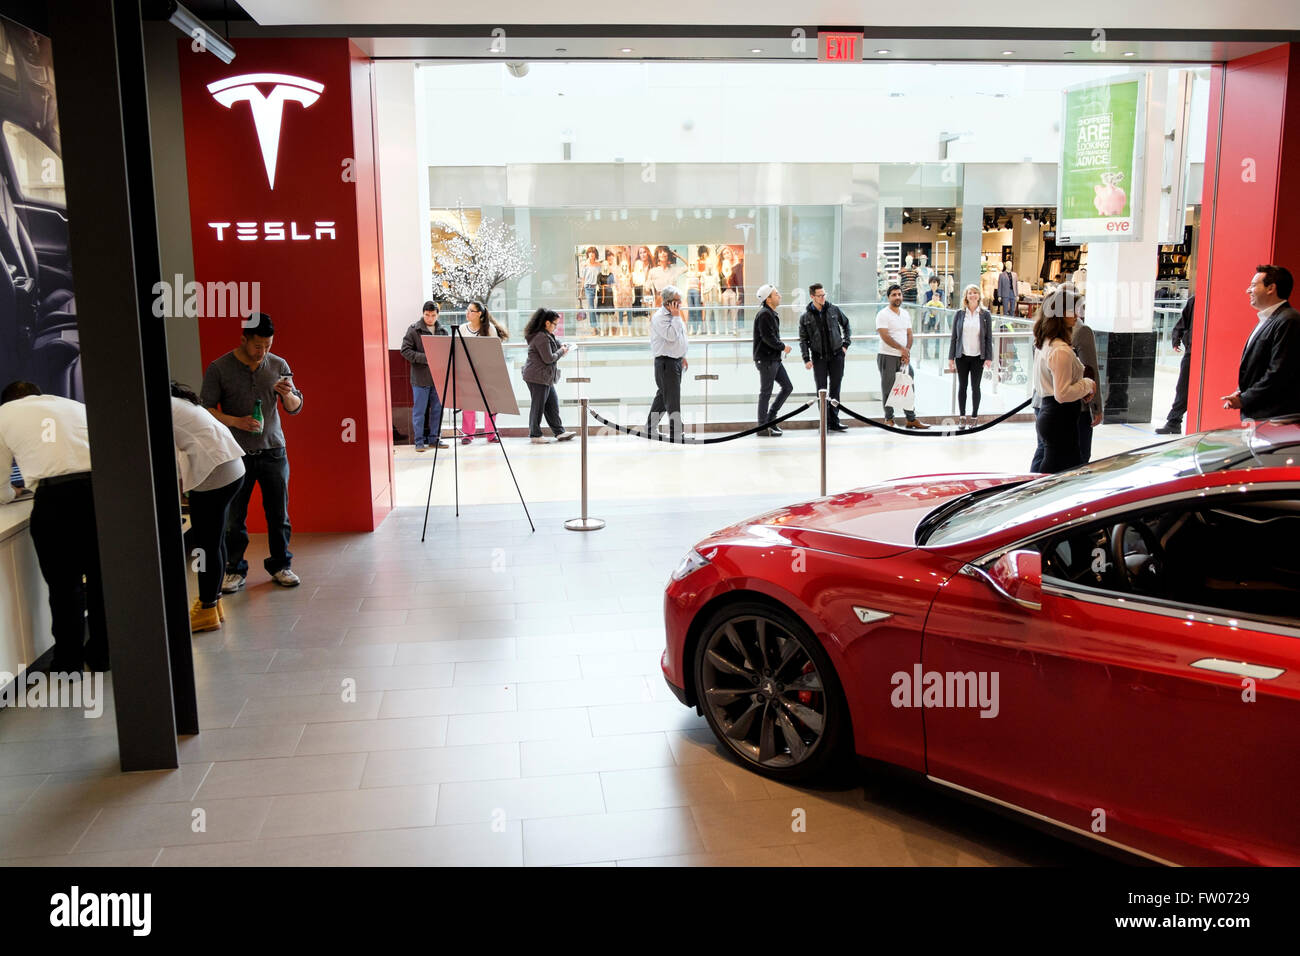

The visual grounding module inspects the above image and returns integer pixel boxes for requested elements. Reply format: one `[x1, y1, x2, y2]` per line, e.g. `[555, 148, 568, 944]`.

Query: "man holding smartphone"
[201, 312, 304, 590]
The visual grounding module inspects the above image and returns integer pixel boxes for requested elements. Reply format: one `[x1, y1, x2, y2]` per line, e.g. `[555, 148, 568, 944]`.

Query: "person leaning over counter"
[0, 381, 107, 674]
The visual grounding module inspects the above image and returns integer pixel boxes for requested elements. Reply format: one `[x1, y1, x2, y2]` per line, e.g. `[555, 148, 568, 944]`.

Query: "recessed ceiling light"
[751, 48, 763, 53]
[620, 48, 633, 53]
[1123, 51, 1136, 56]
[876, 49, 890, 54]
[1001, 50, 1015, 56]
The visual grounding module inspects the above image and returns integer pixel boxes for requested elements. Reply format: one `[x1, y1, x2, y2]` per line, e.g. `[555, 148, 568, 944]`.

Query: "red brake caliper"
[798, 661, 814, 705]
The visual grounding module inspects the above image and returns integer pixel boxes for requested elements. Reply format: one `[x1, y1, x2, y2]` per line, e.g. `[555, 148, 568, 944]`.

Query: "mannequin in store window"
[684, 246, 707, 334]
[597, 250, 616, 335]
[899, 254, 919, 304]
[647, 245, 679, 310]
[915, 254, 934, 297]
[612, 247, 634, 336]
[719, 247, 739, 335]
[632, 245, 652, 335]
[700, 246, 722, 334]
[998, 260, 1019, 317]
[580, 246, 601, 334]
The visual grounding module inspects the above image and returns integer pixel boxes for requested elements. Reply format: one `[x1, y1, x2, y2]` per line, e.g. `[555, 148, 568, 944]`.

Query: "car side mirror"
[984, 549, 1043, 611]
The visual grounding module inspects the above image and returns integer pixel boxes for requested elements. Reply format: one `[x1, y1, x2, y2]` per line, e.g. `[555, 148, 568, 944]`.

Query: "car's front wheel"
[693, 601, 850, 782]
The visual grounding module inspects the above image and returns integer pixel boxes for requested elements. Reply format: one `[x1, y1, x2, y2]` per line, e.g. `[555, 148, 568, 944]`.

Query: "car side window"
[1038, 499, 1300, 626]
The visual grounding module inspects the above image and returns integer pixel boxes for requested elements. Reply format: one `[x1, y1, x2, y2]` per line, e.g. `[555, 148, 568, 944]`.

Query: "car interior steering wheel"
[1110, 521, 1165, 592]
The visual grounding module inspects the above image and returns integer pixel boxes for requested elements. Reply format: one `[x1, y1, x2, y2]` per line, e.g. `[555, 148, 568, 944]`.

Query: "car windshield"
[922, 426, 1298, 546]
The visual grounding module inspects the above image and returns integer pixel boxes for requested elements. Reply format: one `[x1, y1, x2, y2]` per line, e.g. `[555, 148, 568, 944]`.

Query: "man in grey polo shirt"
[647, 285, 689, 442]
[200, 312, 304, 590]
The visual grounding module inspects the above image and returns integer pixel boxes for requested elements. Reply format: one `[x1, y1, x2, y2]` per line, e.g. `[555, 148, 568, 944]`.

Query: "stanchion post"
[565, 397, 606, 532]
[818, 387, 828, 497]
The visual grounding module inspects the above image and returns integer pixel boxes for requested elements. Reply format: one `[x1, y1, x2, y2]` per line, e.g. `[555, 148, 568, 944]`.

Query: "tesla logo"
[207, 73, 324, 189]
[852, 607, 892, 625]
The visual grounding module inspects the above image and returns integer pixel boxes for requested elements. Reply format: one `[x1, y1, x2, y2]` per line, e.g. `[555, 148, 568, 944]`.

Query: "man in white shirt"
[875, 284, 929, 428]
[0, 381, 107, 673]
[647, 285, 689, 442]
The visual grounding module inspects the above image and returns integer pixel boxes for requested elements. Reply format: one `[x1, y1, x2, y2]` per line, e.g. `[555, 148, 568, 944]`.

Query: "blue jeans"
[584, 284, 598, 324]
[411, 383, 442, 446]
[687, 288, 703, 332]
[225, 447, 293, 576]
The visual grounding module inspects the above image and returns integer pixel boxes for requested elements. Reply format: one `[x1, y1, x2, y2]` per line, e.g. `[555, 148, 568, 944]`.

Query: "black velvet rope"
[830, 396, 1034, 436]
[587, 401, 815, 444]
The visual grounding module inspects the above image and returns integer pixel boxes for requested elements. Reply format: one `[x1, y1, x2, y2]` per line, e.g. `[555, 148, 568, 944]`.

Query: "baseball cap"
[755, 284, 776, 305]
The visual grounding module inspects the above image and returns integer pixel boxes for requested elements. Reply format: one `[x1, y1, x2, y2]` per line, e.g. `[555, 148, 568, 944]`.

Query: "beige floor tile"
[435, 773, 605, 825]
[267, 645, 398, 672]
[194, 753, 367, 800]
[73, 796, 272, 852]
[522, 807, 704, 867]
[0, 773, 46, 813]
[579, 649, 665, 678]
[342, 622, 464, 644]
[259, 784, 439, 839]
[0, 734, 122, 776]
[314, 664, 456, 693]
[0, 805, 102, 859]
[515, 633, 637, 657]
[570, 612, 656, 634]
[588, 701, 709, 736]
[599, 762, 772, 812]
[358, 591, 465, 610]
[520, 732, 675, 777]
[667, 728, 723, 765]
[294, 716, 448, 755]
[688, 797, 865, 854]
[394, 639, 516, 664]
[191, 648, 277, 677]
[29, 765, 210, 809]
[234, 691, 384, 726]
[177, 725, 305, 764]
[451, 657, 582, 686]
[295, 608, 409, 630]
[156, 821, 523, 866]
[378, 685, 517, 718]
[445, 707, 591, 746]
[618, 845, 803, 866]
[0, 701, 119, 744]
[360, 743, 520, 789]
[516, 676, 655, 711]
[7, 848, 162, 866]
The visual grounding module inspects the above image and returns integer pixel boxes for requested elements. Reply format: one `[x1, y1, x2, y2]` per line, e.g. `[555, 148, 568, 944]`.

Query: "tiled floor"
[0, 423, 1164, 866]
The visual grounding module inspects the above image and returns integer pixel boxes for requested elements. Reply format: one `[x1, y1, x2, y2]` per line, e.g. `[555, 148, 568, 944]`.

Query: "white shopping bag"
[888, 367, 916, 411]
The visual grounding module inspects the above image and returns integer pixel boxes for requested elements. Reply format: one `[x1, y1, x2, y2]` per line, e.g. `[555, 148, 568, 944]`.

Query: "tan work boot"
[190, 599, 221, 634]
[216, 598, 226, 622]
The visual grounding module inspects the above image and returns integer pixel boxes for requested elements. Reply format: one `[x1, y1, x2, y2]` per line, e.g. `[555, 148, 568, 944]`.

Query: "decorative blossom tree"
[429, 206, 534, 308]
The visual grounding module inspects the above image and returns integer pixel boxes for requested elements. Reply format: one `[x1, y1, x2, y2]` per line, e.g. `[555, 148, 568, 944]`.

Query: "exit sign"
[818, 31, 863, 62]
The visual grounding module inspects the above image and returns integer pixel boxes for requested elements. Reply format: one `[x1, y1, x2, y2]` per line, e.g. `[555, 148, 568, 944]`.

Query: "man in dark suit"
[1222, 265, 1300, 420]
[1156, 294, 1194, 434]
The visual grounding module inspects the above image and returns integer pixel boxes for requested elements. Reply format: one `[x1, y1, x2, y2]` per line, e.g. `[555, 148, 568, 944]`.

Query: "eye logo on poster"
[1056, 75, 1146, 243]
[207, 73, 324, 189]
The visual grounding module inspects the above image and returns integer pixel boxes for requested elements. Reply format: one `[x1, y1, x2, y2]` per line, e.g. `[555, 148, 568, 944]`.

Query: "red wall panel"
[1190, 44, 1295, 431]
[176, 38, 392, 532]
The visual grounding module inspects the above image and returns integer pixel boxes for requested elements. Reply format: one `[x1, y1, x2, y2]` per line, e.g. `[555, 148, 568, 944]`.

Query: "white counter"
[0, 498, 54, 677]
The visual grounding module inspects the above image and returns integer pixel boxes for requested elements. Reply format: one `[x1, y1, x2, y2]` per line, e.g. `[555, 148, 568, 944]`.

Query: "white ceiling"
[236, 0, 1300, 31]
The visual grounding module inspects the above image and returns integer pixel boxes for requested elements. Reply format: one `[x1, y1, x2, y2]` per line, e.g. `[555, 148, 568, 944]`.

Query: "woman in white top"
[947, 284, 994, 427]
[1031, 286, 1096, 473]
[171, 382, 246, 632]
[461, 300, 510, 444]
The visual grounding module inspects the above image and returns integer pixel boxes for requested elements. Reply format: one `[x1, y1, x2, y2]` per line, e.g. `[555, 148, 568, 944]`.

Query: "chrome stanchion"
[565, 396, 605, 532]
[818, 387, 828, 497]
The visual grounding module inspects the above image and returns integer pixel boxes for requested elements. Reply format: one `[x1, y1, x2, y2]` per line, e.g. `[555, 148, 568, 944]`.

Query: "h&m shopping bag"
[888, 367, 916, 412]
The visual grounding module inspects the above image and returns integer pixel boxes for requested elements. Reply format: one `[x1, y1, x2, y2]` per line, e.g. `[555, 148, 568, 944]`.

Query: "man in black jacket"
[401, 300, 450, 451]
[799, 284, 851, 431]
[1221, 265, 1300, 421]
[753, 284, 793, 436]
[1156, 294, 1194, 434]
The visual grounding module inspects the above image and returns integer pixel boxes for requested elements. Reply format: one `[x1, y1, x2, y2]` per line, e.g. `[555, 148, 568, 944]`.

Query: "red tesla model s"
[662, 422, 1300, 866]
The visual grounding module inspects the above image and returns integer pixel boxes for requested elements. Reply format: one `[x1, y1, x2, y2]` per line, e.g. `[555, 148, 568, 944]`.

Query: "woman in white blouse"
[461, 300, 511, 443]
[947, 284, 993, 427]
[171, 382, 246, 633]
[1031, 286, 1096, 473]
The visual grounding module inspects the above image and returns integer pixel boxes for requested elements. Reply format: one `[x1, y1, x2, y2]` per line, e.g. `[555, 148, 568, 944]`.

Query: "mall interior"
[0, 0, 1297, 870]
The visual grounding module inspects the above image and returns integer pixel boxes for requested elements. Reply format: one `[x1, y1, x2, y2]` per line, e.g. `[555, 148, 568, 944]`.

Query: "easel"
[421, 325, 535, 540]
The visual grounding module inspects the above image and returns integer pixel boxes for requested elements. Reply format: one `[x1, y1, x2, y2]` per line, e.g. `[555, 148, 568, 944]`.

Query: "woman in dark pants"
[1031, 287, 1096, 474]
[947, 284, 994, 427]
[171, 382, 246, 633]
[521, 309, 577, 445]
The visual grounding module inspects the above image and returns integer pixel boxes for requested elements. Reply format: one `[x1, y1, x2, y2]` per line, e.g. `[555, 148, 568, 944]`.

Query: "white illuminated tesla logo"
[207, 73, 324, 189]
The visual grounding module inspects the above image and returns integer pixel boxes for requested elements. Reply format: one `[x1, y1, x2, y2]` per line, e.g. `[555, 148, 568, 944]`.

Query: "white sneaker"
[530, 436, 552, 444]
[221, 572, 245, 593]
[555, 431, 577, 442]
[272, 568, 301, 587]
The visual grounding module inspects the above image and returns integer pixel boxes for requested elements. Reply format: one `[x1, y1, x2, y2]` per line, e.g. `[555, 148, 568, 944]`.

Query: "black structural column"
[49, 0, 199, 768]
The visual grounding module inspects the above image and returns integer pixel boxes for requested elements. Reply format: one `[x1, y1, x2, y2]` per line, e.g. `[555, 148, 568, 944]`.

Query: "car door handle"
[1189, 658, 1284, 680]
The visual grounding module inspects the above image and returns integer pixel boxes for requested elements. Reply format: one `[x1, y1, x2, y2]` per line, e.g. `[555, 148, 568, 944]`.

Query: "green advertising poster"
[1057, 75, 1146, 243]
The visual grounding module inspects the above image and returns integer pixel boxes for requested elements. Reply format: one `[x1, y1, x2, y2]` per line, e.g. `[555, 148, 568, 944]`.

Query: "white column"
[374, 61, 429, 349]
[1085, 69, 1169, 333]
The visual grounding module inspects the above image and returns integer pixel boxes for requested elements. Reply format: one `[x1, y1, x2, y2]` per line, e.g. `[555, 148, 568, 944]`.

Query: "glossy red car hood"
[703, 474, 1030, 558]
